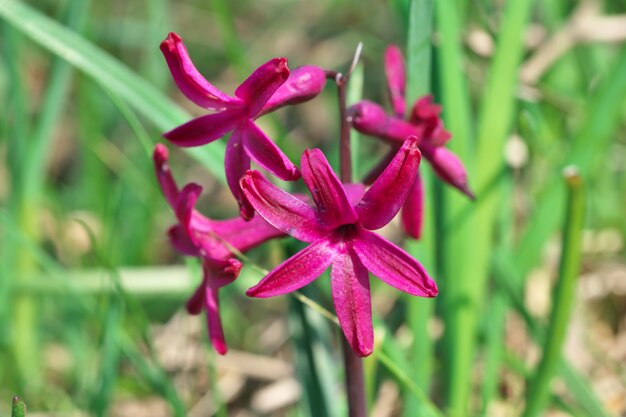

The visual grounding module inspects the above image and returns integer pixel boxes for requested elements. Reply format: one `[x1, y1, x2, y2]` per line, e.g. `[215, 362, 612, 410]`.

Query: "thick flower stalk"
[160, 32, 326, 219]
[240, 137, 438, 356]
[349, 45, 473, 239]
[153, 144, 284, 354]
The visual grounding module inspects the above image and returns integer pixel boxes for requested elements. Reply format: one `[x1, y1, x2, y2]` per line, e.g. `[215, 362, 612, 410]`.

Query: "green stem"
[523, 168, 585, 417]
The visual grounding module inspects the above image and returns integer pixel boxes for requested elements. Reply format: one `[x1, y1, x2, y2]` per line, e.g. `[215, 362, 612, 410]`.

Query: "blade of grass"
[2, 21, 39, 391]
[523, 168, 585, 417]
[0, 0, 226, 182]
[440, 0, 534, 414]
[492, 253, 613, 417]
[404, 4, 437, 414]
[515, 47, 626, 284]
[435, 2, 476, 415]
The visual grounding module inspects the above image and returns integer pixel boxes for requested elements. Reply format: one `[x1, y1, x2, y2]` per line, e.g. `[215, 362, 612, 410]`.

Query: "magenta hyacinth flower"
[349, 45, 473, 239]
[154, 144, 284, 354]
[161, 32, 327, 219]
[239, 137, 437, 357]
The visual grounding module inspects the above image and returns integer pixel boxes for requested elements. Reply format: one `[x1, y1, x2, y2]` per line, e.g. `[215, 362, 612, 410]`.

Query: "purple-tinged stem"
[330, 65, 367, 416]
[336, 72, 353, 183]
[342, 338, 368, 417]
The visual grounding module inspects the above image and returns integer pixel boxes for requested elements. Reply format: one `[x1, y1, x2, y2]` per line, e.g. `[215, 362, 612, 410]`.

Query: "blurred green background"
[1, 0, 625, 416]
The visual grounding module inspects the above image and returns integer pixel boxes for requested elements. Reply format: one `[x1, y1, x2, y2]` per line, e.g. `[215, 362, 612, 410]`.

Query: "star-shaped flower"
[349, 45, 473, 239]
[239, 137, 437, 356]
[154, 144, 284, 354]
[161, 32, 326, 219]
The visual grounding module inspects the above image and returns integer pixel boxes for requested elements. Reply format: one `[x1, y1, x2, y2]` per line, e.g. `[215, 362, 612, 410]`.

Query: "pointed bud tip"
[181, 182, 203, 196]
[160, 32, 181, 51]
[153, 144, 169, 165]
[214, 343, 228, 355]
[460, 184, 475, 200]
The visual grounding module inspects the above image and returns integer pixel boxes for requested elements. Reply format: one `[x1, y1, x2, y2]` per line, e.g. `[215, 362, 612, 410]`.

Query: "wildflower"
[153, 144, 284, 354]
[240, 137, 437, 356]
[160, 33, 326, 219]
[349, 45, 473, 239]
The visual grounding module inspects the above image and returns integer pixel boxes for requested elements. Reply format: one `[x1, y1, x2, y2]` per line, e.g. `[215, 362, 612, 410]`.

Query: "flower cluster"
[349, 45, 473, 238]
[155, 34, 471, 356]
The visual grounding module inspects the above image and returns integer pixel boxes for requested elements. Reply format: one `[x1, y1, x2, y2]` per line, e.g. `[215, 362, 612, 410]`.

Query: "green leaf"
[0, 0, 226, 182]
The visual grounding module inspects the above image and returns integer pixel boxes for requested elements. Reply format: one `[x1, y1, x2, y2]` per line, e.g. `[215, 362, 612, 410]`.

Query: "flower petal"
[235, 58, 290, 117]
[241, 121, 300, 181]
[301, 148, 358, 228]
[163, 109, 245, 148]
[225, 129, 254, 219]
[353, 229, 437, 297]
[344, 183, 366, 207]
[349, 100, 420, 143]
[384, 45, 406, 118]
[174, 183, 203, 241]
[210, 215, 285, 252]
[400, 172, 424, 239]
[246, 238, 337, 297]
[160, 32, 243, 110]
[204, 285, 228, 354]
[259, 65, 327, 116]
[240, 170, 327, 242]
[422, 145, 474, 199]
[356, 137, 421, 230]
[331, 251, 374, 357]
[186, 283, 204, 315]
[153, 144, 179, 207]
[168, 224, 200, 256]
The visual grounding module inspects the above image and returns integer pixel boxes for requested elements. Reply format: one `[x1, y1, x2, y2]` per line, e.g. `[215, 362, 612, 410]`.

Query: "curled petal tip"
[356, 345, 374, 357]
[181, 182, 203, 197]
[153, 144, 169, 166]
[160, 32, 181, 51]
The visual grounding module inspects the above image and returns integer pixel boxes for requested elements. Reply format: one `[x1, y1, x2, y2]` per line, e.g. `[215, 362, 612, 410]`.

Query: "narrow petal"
[210, 215, 285, 252]
[422, 145, 474, 199]
[353, 229, 437, 297]
[331, 251, 374, 357]
[225, 129, 254, 219]
[301, 148, 358, 228]
[401, 173, 424, 239]
[349, 100, 420, 143]
[241, 121, 300, 181]
[246, 238, 337, 297]
[163, 109, 245, 148]
[343, 183, 366, 207]
[168, 225, 200, 256]
[384, 45, 406, 118]
[240, 170, 327, 242]
[356, 137, 421, 230]
[235, 58, 290, 117]
[186, 283, 204, 315]
[204, 285, 228, 354]
[174, 183, 202, 240]
[259, 66, 327, 116]
[160, 32, 243, 110]
[410, 96, 451, 147]
[153, 144, 179, 207]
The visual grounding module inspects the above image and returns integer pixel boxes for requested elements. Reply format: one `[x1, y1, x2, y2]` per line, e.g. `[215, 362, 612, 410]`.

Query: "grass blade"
[523, 168, 585, 417]
[0, 0, 226, 182]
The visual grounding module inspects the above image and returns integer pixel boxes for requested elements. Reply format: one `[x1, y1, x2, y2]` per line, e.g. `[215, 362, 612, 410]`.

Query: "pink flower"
[349, 45, 473, 239]
[160, 32, 327, 219]
[239, 137, 437, 357]
[153, 144, 284, 354]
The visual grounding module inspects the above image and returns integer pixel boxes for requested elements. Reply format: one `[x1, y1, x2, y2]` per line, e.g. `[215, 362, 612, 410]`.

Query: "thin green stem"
[523, 168, 585, 417]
